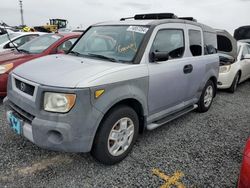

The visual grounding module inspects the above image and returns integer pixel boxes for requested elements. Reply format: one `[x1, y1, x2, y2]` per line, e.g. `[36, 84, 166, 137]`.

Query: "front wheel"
[197, 80, 215, 113]
[91, 105, 139, 165]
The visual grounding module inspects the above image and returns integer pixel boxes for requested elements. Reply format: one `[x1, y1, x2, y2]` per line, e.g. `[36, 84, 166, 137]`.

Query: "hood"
[216, 30, 237, 61]
[13, 54, 134, 88]
[234, 25, 250, 41]
[0, 50, 34, 64]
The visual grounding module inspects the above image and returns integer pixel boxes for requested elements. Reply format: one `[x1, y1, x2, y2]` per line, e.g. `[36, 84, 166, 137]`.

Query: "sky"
[0, 0, 250, 34]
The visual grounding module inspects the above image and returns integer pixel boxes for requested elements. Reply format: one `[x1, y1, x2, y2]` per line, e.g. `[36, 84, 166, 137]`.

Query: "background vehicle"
[0, 32, 44, 52]
[0, 27, 14, 36]
[4, 13, 219, 165]
[218, 41, 250, 93]
[34, 19, 68, 33]
[0, 32, 81, 97]
[238, 138, 250, 188]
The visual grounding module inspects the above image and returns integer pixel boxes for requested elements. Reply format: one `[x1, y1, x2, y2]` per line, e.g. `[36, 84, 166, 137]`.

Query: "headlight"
[219, 65, 231, 73]
[44, 92, 76, 113]
[0, 63, 13, 74]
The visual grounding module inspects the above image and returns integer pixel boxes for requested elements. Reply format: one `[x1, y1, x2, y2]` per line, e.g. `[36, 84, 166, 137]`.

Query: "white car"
[0, 32, 44, 52]
[218, 42, 250, 92]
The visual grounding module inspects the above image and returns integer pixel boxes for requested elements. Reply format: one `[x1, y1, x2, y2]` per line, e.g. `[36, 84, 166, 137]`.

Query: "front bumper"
[4, 76, 104, 153]
[217, 71, 234, 89]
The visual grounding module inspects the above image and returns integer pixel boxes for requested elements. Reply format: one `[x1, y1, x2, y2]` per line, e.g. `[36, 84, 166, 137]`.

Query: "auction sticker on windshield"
[127, 26, 149, 34]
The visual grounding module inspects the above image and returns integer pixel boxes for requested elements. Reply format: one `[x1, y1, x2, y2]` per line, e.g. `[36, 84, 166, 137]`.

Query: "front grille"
[8, 101, 35, 123]
[15, 79, 35, 96]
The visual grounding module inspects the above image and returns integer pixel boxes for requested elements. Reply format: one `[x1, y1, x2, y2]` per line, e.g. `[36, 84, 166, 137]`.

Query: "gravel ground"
[0, 82, 250, 188]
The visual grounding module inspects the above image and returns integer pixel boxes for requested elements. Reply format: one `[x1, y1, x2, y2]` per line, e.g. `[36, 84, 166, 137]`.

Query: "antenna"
[19, 0, 24, 25]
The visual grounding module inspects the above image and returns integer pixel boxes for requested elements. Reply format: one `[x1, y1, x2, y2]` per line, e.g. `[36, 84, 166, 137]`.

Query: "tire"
[197, 80, 215, 113]
[228, 72, 240, 93]
[91, 105, 139, 165]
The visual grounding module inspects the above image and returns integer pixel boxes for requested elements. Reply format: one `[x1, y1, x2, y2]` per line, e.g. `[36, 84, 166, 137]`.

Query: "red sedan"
[0, 32, 81, 97]
[238, 138, 250, 188]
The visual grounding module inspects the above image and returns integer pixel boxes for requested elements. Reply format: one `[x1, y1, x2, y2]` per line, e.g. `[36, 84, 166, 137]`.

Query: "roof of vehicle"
[56, 32, 82, 37]
[238, 39, 250, 44]
[237, 41, 250, 46]
[13, 32, 45, 36]
[94, 19, 215, 33]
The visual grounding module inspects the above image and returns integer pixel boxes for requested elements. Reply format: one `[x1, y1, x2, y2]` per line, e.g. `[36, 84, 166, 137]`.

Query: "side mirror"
[243, 54, 250, 60]
[150, 51, 169, 62]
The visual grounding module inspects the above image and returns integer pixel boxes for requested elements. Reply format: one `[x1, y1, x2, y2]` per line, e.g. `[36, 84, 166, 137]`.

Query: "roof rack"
[120, 13, 178, 21]
[179, 17, 197, 22]
[120, 13, 197, 22]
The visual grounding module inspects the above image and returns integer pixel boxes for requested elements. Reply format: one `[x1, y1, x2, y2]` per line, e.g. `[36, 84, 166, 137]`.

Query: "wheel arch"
[238, 69, 242, 81]
[209, 76, 217, 97]
[99, 98, 146, 135]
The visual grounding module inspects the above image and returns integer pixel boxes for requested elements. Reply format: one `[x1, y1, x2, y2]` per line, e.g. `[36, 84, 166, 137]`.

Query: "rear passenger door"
[184, 24, 207, 101]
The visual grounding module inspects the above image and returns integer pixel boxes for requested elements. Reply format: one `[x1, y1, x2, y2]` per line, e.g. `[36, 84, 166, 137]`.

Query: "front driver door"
[147, 24, 191, 116]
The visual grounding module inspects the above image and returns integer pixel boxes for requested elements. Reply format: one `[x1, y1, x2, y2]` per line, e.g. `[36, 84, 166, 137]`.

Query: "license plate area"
[8, 112, 23, 135]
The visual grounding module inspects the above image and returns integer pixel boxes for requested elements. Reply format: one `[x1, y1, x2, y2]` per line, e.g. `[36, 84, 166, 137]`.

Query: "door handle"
[183, 64, 193, 74]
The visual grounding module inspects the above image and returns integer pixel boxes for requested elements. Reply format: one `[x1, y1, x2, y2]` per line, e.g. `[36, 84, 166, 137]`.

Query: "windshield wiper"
[87, 53, 118, 62]
[18, 49, 30, 54]
[68, 50, 82, 56]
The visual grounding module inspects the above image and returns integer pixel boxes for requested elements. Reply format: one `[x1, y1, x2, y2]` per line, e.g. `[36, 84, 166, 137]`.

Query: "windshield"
[18, 34, 62, 54]
[70, 25, 149, 62]
[0, 33, 21, 44]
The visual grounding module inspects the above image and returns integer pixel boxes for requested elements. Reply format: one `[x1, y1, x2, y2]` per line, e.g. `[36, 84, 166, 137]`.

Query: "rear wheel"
[228, 72, 240, 93]
[91, 105, 139, 165]
[197, 80, 215, 113]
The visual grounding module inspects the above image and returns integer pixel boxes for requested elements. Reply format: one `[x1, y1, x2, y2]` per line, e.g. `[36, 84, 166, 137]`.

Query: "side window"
[151, 29, 185, 59]
[204, 32, 217, 55]
[189, 30, 202, 56]
[13, 35, 38, 47]
[57, 38, 77, 53]
[247, 45, 250, 54]
[242, 46, 249, 57]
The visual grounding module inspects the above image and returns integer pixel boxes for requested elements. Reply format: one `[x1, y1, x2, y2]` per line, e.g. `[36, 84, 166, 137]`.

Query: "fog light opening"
[47, 130, 63, 144]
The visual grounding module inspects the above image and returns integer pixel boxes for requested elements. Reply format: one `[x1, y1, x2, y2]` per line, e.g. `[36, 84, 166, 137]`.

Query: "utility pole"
[19, 0, 24, 25]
